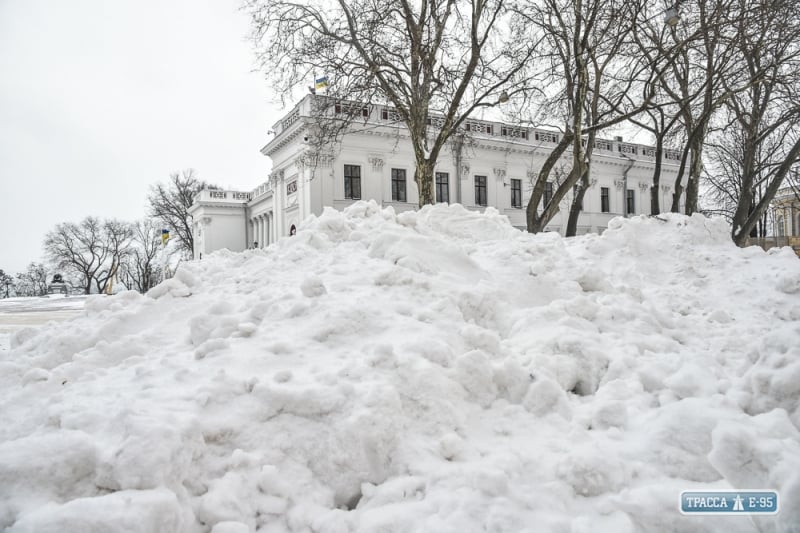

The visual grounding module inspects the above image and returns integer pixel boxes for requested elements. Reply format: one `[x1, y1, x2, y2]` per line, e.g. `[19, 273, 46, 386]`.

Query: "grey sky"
[0, 0, 281, 273]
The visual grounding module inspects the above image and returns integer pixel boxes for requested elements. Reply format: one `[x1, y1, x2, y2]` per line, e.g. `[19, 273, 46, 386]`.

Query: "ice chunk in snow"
[7, 489, 183, 533]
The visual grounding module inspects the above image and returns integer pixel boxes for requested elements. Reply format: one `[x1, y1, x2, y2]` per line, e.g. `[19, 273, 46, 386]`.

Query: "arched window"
[290, 224, 297, 236]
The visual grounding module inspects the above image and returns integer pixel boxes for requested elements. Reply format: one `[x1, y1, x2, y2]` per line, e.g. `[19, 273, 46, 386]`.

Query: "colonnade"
[250, 212, 274, 248]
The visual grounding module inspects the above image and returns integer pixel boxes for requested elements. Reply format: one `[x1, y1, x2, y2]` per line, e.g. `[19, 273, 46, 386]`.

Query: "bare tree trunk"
[650, 135, 664, 215]
[566, 168, 589, 236]
[415, 158, 435, 206]
[526, 132, 575, 233]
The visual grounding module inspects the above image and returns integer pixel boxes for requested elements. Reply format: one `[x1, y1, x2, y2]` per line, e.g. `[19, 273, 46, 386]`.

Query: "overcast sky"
[0, 0, 283, 273]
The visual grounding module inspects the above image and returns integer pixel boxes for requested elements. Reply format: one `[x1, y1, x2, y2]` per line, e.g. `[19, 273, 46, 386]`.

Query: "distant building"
[188, 95, 684, 257]
[747, 186, 800, 255]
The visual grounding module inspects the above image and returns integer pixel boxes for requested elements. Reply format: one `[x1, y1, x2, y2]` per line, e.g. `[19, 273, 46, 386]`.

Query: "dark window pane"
[344, 164, 361, 199]
[391, 168, 406, 202]
[475, 175, 487, 206]
[436, 172, 449, 203]
[511, 178, 522, 208]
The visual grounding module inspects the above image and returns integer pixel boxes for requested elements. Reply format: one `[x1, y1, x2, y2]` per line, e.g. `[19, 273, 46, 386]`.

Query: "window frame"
[626, 188, 635, 215]
[601, 187, 610, 213]
[510, 178, 522, 208]
[474, 175, 488, 206]
[391, 168, 407, 202]
[344, 164, 361, 200]
[435, 172, 449, 203]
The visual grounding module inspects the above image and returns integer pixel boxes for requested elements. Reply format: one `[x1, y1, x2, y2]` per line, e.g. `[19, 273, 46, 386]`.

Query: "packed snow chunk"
[368, 232, 485, 282]
[413, 203, 520, 242]
[196, 471, 264, 529]
[0, 431, 98, 525]
[708, 410, 800, 532]
[453, 350, 498, 407]
[20, 367, 50, 385]
[95, 415, 204, 492]
[300, 276, 327, 297]
[557, 443, 630, 497]
[147, 277, 192, 299]
[636, 398, 726, 482]
[211, 522, 250, 533]
[590, 400, 629, 430]
[776, 271, 800, 294]
[492, 357, 533, 404]
[522, 377, 572, 419]
[663, 362, 720, 399]
[439, 432, 466, 461]
[7, 488, 183, 533]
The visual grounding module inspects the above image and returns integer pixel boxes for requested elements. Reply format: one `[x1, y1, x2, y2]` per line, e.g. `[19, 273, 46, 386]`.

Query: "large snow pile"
[1, 202, 799, 533]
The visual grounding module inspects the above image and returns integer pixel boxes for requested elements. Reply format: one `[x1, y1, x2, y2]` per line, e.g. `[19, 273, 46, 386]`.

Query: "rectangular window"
[436, 172, 449, 203]
[601, 187, 610, 213]
[391, 168, 406, 202]
[511, 179, 522, 208]
[544, 181, 553, 206]
[475, 175, 487, 206]
[626, 189, 635, 214]
[344, 164, 361, 199]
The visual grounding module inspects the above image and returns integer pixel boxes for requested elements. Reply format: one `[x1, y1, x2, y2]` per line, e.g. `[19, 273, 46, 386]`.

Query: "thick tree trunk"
[415, 158, 435, 206]
[650, 135, 664, 215]
[566, 168, 589, 237]
[526, 132, 575, 233]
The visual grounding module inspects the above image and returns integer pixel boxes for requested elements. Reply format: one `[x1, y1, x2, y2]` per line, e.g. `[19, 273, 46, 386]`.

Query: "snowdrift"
[1, 202, 799, 533]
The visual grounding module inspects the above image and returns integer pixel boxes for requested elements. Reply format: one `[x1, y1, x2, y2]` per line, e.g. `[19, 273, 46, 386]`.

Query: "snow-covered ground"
[1, 203, 799, 533]
[0, 295, 88, 350]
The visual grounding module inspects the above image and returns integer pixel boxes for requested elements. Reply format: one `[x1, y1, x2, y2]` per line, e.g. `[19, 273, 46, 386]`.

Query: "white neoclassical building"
[189, 95, 684, 257]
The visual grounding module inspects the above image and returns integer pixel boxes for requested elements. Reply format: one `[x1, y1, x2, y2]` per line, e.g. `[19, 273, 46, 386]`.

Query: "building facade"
[746, 186, 800, 254]
[189, 95, 685, 257]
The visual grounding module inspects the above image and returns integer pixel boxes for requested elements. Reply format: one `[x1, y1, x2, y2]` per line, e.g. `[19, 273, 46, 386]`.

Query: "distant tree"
[0, 270, 13, 298]
[44, 217, 133, 295]
[246, 0, 539, 206]
[121, 219, 164, 293]
[147, 169, 211, 259]
[14, 263, 49, 296]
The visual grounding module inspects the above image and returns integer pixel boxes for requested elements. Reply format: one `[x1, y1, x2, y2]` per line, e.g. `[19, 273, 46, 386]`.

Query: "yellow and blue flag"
[315, 76, 329, 90]
[161, 229, 170, 245]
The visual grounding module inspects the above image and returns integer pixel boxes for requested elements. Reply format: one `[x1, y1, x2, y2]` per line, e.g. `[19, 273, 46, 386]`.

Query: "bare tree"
[15, 263, 49, 296]
[712, 0, 800, 245]
[121, 219, 164, 293]
[44, 217, 133, 295]
[521, 0, 672, 235]
[246, 0, 539, 206]
[147, 169, 211, 258]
